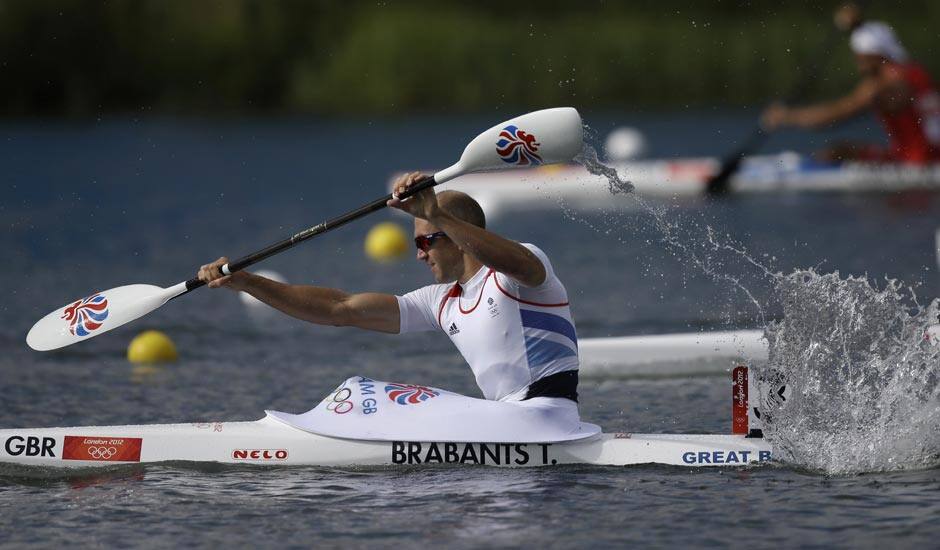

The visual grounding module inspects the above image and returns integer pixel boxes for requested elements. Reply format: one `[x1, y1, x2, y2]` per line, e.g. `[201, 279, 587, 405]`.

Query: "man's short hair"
[437, 190, 486, 229]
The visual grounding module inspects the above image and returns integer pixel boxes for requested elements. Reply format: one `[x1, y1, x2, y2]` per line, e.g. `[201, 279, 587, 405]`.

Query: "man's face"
[414, 219, 462, 283]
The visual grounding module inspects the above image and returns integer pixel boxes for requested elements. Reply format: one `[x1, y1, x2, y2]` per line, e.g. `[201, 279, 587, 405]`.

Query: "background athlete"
[762, 2, 940, 164]
[198, 172, 581, 406]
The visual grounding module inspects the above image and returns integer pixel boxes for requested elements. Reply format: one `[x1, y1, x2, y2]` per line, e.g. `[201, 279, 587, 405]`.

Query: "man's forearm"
[789, 103, 849, 128]
[789, 84, 873, 128]
[241, 273, 350, 326]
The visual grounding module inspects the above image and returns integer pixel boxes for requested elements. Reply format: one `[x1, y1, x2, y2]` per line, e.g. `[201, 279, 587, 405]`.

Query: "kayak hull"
[0, 415, 771, 469]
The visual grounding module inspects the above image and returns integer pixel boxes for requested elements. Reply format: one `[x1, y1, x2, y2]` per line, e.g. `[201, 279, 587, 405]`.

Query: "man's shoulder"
[397, 281, 456, 325]
[404, 281, 453, 298]
[496, 242, 567, 296]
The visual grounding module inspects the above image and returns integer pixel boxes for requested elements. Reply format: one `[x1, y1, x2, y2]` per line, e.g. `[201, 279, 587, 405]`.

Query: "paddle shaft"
[180, 175, 437, 293]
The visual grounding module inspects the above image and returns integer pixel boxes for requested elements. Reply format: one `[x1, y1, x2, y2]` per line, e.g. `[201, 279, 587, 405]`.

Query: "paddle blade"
[26, 283, 183, 351]
[435, 107, 583, 183]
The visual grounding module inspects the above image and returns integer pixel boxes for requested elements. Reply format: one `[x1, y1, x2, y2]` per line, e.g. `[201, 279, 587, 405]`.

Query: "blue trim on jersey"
[524, 336, 578, 368]
[520, 309, 578, 346]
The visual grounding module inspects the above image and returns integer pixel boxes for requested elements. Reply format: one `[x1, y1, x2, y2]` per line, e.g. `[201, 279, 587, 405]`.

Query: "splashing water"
[759, 271, 940, 474]
[574, 133, 940, 474]
[575, 137, 771, 325]
[574, 139, 635, 195]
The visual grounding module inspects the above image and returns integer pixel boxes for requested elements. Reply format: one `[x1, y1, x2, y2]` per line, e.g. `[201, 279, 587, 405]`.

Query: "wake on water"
[573, 133, 940, 475]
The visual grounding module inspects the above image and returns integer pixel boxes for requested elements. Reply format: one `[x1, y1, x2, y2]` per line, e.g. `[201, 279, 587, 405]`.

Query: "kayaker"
[761, 2, 940, 165]
[197, 171, 580, 405]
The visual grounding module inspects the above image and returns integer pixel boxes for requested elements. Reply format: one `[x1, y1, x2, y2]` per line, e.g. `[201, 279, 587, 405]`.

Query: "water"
[2, 112, 940, 547]
[761, 271, 940, 474]
[576, 138, 940, 477]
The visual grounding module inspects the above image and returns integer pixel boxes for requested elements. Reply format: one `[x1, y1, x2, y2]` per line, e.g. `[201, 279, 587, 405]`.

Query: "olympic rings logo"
[326, 387, 353, 414]
[87, 446, 118, 459]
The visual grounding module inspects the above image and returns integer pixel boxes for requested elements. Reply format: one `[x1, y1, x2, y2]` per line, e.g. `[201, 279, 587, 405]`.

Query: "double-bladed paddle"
[27, 107, 584, 351]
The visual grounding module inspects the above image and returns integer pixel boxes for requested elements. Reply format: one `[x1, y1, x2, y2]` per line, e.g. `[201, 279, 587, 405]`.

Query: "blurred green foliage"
[1, 0, 938, 116]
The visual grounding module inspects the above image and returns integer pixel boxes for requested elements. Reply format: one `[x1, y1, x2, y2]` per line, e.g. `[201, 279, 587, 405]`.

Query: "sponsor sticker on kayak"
[732, 365, 749, 435]
[62, 436, 143, 462]
[232, 449, 288, 460]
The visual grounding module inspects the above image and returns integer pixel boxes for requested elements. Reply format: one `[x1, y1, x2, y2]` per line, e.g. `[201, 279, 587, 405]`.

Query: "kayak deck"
[0, 415, 771, 469]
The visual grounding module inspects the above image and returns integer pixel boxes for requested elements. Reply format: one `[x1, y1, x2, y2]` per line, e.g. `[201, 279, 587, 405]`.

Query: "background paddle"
[705, 21, 845, 195]
[27, 107, 584, 351]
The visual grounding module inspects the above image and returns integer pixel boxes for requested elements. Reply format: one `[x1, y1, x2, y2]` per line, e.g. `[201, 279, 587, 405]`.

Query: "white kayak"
[0, 369, 770, 469]
[391, 153, 940, 216]
[579, 324, 940, 378]
[579, 329, 767, 378]
[0, 419, 771, 469]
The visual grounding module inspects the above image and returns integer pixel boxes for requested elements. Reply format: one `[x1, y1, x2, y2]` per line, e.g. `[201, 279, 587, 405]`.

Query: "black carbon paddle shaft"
[183, 174, 437, 292]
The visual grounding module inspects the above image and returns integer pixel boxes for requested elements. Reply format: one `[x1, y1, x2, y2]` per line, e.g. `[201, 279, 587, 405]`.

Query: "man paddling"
[198, 172, 580, 405]
[762, 3, 940, 165]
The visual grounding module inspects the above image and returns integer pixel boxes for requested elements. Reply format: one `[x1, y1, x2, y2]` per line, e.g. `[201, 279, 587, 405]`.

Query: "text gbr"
[4, 435, 57, 457]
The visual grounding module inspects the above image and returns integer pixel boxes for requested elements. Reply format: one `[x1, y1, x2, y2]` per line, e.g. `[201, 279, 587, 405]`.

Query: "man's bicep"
[514, 246, 547, 287]
[517, 244, 553, 288]
[340, 292, 401, 333]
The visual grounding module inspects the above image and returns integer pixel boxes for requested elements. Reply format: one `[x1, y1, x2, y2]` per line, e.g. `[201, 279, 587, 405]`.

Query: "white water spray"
[574, 134, 940, 474]
[760, 271, 940, 474]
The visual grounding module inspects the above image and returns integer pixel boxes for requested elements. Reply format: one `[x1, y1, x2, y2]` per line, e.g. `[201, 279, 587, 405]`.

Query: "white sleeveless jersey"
[397, 244, 579, 401]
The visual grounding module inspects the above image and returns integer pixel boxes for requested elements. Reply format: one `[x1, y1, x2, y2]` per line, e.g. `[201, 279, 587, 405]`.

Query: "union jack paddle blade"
[27, 283, 185, 351]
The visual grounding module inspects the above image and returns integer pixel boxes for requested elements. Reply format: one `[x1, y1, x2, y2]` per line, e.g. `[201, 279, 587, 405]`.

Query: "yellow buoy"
[364, 222, 409, 262]
[127, 330, 178, 364]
